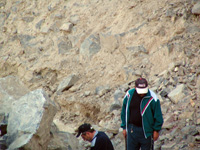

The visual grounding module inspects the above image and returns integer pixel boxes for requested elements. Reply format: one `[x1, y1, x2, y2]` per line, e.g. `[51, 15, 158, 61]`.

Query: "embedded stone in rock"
[160, 89, 169, 98]
[56, 74, 79, 94]
[0, 13, 7, 27]
[95, 85, 111, 97]
[7, 89, 57, 150]
[58, 39, 72, 54]
[126, 45, 148, 57]
[113, 89, 124, 101]
[70, 14, 80, 25]
[18, 34, 36, 48]
[161, 142, 176, 150]
[110, 101, 121, 112]
[80, 34, 101, 58]
[192, 2, 200, 15]
[60, 22, 73, 32]
[168, 84, 186, 104]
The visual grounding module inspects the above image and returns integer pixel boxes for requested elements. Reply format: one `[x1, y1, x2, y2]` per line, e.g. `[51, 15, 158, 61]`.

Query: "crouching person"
[76, 123, 114, 150]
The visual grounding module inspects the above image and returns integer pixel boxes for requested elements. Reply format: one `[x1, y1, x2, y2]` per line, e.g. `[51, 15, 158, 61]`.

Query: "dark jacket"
[121, 88, 163, 138]
[91, 131, 114, 150]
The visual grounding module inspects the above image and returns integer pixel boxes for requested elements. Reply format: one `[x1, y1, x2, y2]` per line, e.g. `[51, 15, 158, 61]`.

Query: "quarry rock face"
[0, 0, 200, 149]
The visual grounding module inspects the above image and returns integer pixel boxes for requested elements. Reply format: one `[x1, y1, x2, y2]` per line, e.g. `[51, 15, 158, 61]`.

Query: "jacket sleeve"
[152, 99, 163, 131]
[120, 92, 128, 129]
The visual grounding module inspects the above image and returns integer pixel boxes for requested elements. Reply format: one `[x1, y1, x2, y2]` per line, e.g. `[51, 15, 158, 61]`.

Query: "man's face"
[81, 132, 92, 141]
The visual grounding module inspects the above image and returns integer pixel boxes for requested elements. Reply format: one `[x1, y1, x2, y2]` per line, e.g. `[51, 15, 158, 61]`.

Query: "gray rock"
[48, 131, 82, 150]
[80, 34, 101, 58]
[0, 13, 7, 27]
[95, 85, 111, 97]
[110, 100, 121, 112]
[111, 130, 125, 150]
[7, 89, 57, 150]
[41, 26, 49, 33]
[56, 74, 79, 94]
[49, 21, 61, 32]
[161, 101, 171, 114]
[179, 111, 194, 121]
[181, 125, 198, 136]
[35, 19, 45, 29]
[70, 14, 79, 25]
[113, 89, 124, 101]
[60, 22, 73, 32]
[48, 5, 53, 11]
[11, 6, 17, 12]
[58, 38, 72, 54]
[18, 34, 36, 48]
[119, 83, 129, 93]
[54, 14, 63, 19]
[186, 25, 200, 33]
[123, 66, 140, 81]
[192, 2, 200, 15]
[177, 66, 186, 76]
[126, 45, 148, 57]
[161, 142, 176, 150]
[162, 113, 175, 130]
[128, 22, 147, 33]
[165, 9, 175, 17]
[22, 16, 34, 23]
[186, 135, 196, 144]
[160, 89, 169, 97]
[168, 84, 186, 103]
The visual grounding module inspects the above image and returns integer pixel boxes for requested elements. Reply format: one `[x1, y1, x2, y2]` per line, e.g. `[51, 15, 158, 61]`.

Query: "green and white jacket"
[121, 88, 163, 138]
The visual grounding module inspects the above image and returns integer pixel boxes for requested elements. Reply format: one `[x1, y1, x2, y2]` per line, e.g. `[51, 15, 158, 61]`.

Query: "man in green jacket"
[121, 78, 163, 150]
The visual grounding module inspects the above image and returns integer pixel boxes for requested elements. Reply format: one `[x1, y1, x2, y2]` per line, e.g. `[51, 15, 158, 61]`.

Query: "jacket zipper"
[140, 96, 151, 139]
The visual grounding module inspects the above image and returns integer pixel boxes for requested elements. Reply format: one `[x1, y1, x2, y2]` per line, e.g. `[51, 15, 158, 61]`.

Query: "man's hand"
[153, 131, 159, 141]
[123, 129, 127, 138]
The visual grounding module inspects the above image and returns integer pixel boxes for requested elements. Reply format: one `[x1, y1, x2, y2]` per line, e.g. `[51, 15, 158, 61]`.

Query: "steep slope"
[0, 0, 200, 149]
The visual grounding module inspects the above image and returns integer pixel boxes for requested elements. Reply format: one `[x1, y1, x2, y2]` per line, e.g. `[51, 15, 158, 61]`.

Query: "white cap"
[136, 87, 148, 94]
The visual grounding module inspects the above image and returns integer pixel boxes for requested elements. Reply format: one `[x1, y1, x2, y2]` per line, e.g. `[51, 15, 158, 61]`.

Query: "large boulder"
[6, 89, 57, 150]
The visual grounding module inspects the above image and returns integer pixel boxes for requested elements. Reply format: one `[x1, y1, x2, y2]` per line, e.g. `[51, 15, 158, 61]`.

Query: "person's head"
[135, 78, 148, 97]
[76, 123, 95, 142]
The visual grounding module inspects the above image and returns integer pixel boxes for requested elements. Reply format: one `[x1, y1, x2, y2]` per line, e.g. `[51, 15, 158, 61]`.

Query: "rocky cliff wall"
[0, 0, 200, 149]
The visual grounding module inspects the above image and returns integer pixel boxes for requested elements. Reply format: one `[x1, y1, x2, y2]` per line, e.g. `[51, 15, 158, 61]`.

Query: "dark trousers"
[127, 124, 154, 150]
